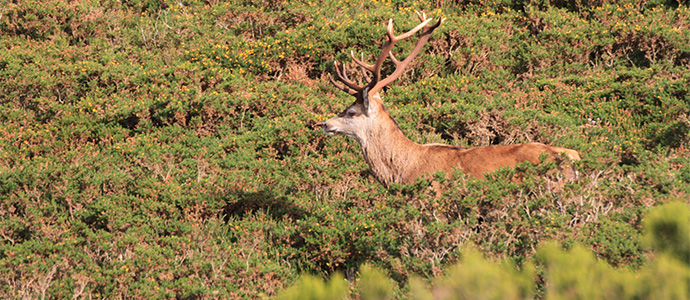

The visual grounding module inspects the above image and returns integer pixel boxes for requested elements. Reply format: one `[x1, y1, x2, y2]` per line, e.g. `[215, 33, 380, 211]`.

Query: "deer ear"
[361, 87, 371, 111]
[362, 87, 380, 115]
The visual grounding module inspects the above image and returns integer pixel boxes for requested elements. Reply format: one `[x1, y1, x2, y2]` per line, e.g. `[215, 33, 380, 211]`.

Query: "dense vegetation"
[1, 0, 689, 298]
[281, 201, 690, 299]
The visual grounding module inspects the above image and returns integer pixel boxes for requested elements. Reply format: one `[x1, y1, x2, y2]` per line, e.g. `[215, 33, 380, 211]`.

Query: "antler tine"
[386, 17, 433, 42]
[415, 11, 426, 22]
[349, 50, 374, 83]
[328, 74, 357, 96]
[334, 61, 349, 81]
[333, 61, 364, 92]
[388, 51, 400, 65]
[367, 14, 443, 95]
[357, 52, 372, 82]
[330, 62, 361, 96]
[388, 16, 443, 67]
[350, 50, 375, 70]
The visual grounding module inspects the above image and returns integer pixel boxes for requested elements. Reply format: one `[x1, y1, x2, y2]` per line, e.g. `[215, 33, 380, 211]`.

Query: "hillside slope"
[1, 0, 689, 298]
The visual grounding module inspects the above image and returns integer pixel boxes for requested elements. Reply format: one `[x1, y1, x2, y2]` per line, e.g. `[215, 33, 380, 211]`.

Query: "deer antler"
[329, 12, 444, 100]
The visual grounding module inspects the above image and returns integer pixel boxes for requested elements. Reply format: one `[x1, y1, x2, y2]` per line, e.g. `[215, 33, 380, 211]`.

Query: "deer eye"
[346, 109, 357, 118]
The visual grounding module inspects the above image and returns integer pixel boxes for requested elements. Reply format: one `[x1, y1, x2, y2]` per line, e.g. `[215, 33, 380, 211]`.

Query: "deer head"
[321, 12, 443, 146]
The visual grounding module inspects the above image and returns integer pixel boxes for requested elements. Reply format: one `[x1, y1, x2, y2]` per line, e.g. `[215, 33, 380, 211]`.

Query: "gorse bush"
[1, 0, 689, 298]
[642, 201, 690, 265]
[281, 202, 690, 299]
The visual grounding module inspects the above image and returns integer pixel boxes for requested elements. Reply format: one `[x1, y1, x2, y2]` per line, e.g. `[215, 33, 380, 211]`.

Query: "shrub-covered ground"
[1, 0, 689, 298]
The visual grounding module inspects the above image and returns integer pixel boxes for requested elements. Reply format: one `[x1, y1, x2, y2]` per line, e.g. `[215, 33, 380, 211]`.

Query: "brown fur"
[323, 93, 580, 187]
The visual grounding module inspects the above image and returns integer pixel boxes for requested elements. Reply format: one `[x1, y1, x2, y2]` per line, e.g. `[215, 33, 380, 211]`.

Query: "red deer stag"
[321, 12, 580, 187]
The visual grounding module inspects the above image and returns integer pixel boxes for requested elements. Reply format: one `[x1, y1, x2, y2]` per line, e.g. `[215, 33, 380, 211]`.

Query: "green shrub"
[279, 202, 690, 299]
[277, 273, 348, 300]
[1, 0, 689, 298]
[643, 201, 690, 265]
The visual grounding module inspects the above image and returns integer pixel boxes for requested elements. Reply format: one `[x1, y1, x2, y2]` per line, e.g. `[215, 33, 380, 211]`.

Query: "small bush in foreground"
[280, 202, 690, 299]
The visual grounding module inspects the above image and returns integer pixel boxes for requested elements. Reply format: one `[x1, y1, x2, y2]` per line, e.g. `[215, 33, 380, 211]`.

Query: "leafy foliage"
[280, 202, 690, 300]
[1, 0, 689, 298]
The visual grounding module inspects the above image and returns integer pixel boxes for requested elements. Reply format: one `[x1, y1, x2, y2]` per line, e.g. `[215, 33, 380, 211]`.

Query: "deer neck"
[356, 113, 422, 186]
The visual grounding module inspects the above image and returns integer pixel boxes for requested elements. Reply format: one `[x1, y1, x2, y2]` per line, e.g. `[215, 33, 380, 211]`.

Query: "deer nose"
[321, 121, 336, 135]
